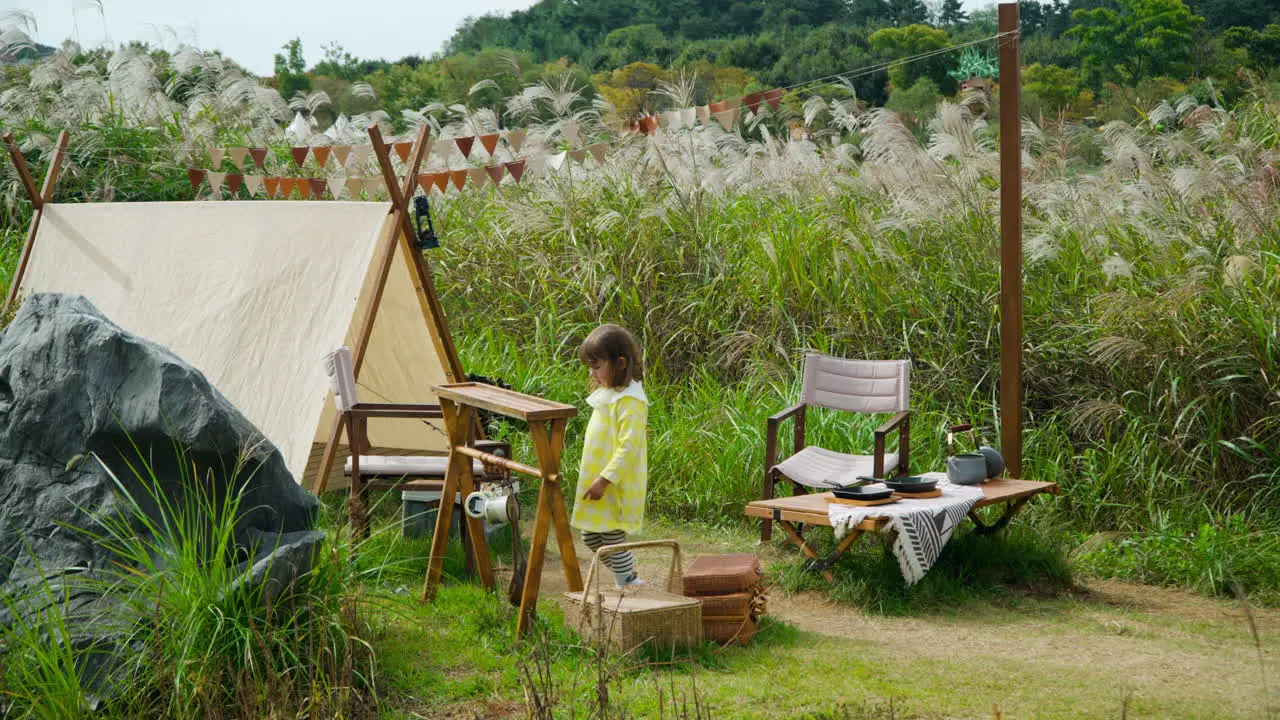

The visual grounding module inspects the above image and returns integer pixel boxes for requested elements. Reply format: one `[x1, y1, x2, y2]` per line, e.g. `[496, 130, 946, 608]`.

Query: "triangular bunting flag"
[313, 146, 331, 168]
[289, 147, 310, 167]
[244, 174, 264, 197]
[455, 137, 474, 158]
[726, 96, 743, 110]
[562, 121, 581, 146]
[569, 149, 588, 165]
[393, 142, 412, 164]
[504, 160, 526, 184]
[264, 176, 280, 198]
[309, 178, 327, 199]
[225, 173, 244, 195]
[207, 171, 226, 193]
[187, 168, 205, 192]
[709, 101, 727, 114]
[210, 148, 225, 167]
[350, 146, 370, 168]
[363, 177, 384, 197]
[432, 173, 449, 193]
[279, 177, 297, 199]
[333, 146, 351, 167]
[345, 178, 363, 199]
[479, 133, 500, 156]
[297, 179, 313, 200]
[505, 128, 526, 153]
[588, 142, 608, 165]
[548, 152, 567, 172]
[696, 106, 711, 126]
[249, 147, 268, 169]
[714, 108, 740, 132]
[416, 173, 433, 193]
[764, 88, 783, 111]
[228, 147, 249, 169]
[485, 164, 504, 186]
[468, 167, 488, 187]
[743, 92, 764, 115]
[629, 118, 641, 134]
[449, 169, 468, 191]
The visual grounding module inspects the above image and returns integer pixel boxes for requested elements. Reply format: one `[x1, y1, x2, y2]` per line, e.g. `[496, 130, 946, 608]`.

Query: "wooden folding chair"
[762, 352, 911, 541]
[324, 346, 509, 537]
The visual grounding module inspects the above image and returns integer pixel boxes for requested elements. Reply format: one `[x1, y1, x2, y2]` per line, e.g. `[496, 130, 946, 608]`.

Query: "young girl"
[571, 323, 649, 589]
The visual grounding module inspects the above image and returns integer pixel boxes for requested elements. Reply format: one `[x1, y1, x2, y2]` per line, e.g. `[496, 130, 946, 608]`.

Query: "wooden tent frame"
[1, 124, 474, 494]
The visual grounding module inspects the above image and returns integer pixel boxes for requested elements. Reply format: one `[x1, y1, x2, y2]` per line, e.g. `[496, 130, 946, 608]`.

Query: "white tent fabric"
[21, 201, 451, 486]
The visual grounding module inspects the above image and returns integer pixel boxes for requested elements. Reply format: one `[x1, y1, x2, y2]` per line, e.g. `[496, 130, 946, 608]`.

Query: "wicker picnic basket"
[563, 540, 703, 652]
[682, 554, 768, 645]
[681, 553, 764, 596]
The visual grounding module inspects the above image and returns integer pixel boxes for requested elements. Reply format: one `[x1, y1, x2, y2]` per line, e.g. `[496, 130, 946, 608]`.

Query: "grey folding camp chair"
[761, 352, 911, 541]
[323, 347, 508, 537]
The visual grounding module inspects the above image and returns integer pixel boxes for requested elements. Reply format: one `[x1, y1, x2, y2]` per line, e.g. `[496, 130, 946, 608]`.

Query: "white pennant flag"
[349, 146, 370, 169]
[228, 147, 249, 169]
[548, 151, 568, 172]
[562, 120, 580, 147]
[345, 178, 364, 200]
[206, 171, 226, 193]
[587, 142, 608, 165]
[524, 155, 546, 178]
[210, 148, 225, 167]
[363, 176, 384, 197]
[569, 149, 588, 166]
[243, 174, 264, 196]
[680, 107, 696, 128]
[506, 128, 527, 153]
[468, 167, 488, 187]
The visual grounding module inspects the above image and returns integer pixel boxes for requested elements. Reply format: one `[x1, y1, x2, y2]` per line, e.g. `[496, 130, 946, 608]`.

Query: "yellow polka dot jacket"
[571, 380, 649, 533]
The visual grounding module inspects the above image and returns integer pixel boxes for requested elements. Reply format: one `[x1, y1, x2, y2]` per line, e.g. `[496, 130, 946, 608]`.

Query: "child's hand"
[583, 476, 611, 500]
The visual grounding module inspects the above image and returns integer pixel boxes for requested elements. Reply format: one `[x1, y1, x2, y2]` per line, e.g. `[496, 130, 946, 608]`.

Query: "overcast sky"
[22, 0, 999, 77]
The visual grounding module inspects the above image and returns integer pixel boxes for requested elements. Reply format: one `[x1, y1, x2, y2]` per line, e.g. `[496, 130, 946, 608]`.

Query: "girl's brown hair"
[577, 324, 643, 388]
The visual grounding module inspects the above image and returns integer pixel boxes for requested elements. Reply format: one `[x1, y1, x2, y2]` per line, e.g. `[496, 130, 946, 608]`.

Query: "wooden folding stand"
[423, 382, 584, 637]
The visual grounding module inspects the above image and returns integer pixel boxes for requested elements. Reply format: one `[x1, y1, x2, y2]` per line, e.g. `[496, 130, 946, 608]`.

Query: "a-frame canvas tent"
[3, 127, 463, 492]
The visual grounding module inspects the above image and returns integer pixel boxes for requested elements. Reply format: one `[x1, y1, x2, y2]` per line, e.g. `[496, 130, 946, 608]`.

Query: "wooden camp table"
[745, 478, 1059, 582]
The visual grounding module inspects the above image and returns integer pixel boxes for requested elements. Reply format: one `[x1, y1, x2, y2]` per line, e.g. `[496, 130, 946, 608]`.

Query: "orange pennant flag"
[504, 160, 526, 184]
[313, 146, 331, 168]
[479, 133, 500, 156]
[417, 173, 434, 194]
[297, 179, 313, 200]
[449, 169, 468, 191]
[264, 176, 280, 198]
[289, 147, 310, 167]
[455, 136, 474, 158]
[432, 173, 449, 193]
[279, 177, 297, 199]
[393, 142, 412, 164]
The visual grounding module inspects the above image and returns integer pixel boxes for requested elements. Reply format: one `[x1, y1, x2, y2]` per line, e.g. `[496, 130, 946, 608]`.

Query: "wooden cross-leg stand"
[422, 382, 583, 639]
[423, 398, 494, 596]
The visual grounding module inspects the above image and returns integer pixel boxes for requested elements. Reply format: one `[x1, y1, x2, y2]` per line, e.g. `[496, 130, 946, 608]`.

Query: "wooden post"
[3, 130, 69, 315]
[998, 2, 1023, 478]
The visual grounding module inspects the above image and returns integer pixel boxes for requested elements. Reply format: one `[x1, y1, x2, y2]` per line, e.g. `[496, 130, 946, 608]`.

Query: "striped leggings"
[582, 530, 636, 585]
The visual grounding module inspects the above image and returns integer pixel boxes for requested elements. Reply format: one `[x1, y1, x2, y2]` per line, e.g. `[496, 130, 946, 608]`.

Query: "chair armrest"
[873, 411, 910, 477]
[348, 403, 444, 419]
[766, 403, 806, 473]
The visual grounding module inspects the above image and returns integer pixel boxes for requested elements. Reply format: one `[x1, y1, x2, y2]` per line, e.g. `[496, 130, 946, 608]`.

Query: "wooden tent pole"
[3, 130, 68, 315]
[311, 124, 432, 494]
[998, 2, 1023, 478]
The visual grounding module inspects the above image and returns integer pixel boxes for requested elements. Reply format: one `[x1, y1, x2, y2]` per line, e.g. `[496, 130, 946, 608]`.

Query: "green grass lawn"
[345, 500, 1279, 720]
